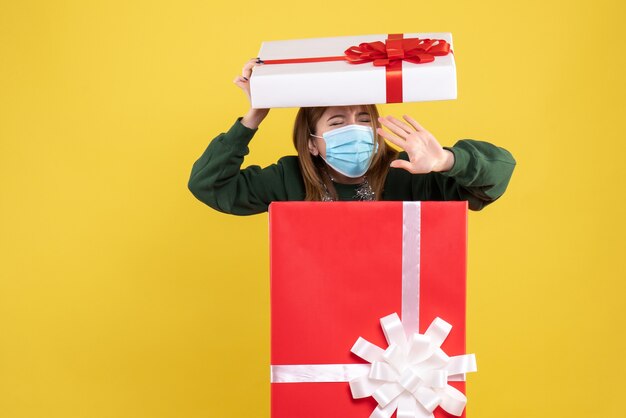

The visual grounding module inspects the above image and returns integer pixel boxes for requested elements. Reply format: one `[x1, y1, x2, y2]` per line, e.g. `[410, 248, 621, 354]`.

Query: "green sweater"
[188, 117, 516, 215]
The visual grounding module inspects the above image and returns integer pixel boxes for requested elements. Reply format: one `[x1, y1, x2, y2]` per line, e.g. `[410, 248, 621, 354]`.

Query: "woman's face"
[308, 105, 372, 158]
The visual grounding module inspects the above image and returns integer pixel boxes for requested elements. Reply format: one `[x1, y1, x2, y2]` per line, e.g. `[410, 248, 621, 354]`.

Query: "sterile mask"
[310, 124, 378, 178]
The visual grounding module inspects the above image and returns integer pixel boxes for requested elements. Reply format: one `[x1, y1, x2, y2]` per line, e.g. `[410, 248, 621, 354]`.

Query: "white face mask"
[310, 124, 378, 178]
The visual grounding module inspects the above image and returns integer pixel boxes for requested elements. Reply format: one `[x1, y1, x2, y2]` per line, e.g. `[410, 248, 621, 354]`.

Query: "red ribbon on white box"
[261, 34, 452, 103]
[270, 202, 477, 418]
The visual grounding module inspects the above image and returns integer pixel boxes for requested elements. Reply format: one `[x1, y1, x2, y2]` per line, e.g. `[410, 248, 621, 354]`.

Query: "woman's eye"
[330, 122, 342, 126]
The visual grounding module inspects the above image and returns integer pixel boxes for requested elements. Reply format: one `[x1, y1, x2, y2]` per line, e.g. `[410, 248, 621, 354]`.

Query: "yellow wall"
[1, 1, 624, 417]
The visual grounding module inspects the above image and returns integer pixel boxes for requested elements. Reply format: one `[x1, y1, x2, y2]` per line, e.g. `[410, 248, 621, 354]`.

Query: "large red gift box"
[269, 202, 475, 418]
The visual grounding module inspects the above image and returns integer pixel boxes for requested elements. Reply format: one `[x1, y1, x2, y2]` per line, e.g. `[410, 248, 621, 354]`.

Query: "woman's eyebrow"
[327, 114, 345, 122]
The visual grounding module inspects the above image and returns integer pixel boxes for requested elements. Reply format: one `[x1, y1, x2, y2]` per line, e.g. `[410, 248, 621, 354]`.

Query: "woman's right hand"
[233, 58, 260, 102]
[234, 58, 269, 129]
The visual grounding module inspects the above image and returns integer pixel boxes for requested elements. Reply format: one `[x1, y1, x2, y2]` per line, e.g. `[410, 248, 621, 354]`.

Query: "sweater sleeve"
[419, 139, 516, 211]
[187, 117, 296, 215]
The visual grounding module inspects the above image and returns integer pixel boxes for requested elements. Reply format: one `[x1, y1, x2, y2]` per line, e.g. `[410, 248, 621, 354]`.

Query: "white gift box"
[250, 33, 456, 108]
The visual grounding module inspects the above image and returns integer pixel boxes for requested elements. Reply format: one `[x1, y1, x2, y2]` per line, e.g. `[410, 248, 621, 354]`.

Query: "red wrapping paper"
[269, 201, 468, 418]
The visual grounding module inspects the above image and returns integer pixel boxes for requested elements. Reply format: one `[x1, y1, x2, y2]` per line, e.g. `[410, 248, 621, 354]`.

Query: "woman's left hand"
[377, 115, 455, 174]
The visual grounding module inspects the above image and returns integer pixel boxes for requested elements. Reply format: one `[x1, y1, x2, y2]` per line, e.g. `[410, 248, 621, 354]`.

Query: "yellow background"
[1, 0, 625, 417]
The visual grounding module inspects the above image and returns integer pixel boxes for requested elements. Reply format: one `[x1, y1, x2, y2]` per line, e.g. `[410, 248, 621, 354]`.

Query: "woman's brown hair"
[292, 104, 399, 201]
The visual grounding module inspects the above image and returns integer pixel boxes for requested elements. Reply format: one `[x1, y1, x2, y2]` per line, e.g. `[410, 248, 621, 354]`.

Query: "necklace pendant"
[354, 178, 375, 201]
[320, 172, 375, 201]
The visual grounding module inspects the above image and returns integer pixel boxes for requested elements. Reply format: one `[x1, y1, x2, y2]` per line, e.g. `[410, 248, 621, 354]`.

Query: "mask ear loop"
[308, 129, 323, 139]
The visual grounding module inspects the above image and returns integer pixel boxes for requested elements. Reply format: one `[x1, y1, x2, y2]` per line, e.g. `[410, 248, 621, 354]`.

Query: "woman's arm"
[187, 116, 301, 215]
[187, 59, 299, 215]
[427, 139, 516, 210]
[235, 59, 270, 129]
[378, 114, 516, 210]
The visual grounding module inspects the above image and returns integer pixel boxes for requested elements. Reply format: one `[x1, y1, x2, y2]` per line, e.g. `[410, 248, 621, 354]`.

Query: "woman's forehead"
[321, 105, 368, 118]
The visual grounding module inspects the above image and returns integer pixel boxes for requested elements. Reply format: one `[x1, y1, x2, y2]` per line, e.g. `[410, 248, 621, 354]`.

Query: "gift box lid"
[250, 33, 456, 108]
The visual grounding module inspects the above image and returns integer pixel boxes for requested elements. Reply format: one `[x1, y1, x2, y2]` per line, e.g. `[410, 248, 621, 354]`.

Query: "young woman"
[188, 59, 516, 215]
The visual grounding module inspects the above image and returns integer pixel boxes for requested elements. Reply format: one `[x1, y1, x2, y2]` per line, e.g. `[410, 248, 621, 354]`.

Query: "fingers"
[234, 57, 262, 90]
[386, 115, 415, 134]
[379, 116, 413, 137]
[233, 75, 249, 91]
[376, 126, 406, 150]
[242, 57, 263, 80]
[402, 114, 427, 133]
[389, 159, 414, 172]
[378, 116, 411, 140]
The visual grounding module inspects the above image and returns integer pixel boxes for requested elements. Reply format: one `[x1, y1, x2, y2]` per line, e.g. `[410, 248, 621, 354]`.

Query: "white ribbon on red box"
[271, 202, 477, 418]
[349, 313, 476, 418]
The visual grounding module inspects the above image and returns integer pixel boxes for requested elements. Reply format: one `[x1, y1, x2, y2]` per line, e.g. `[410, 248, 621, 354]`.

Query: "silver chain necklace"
[321, 172, 375, 201]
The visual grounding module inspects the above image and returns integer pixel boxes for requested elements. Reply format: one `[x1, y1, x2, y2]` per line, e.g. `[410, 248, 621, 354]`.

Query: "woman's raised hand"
[377, 115, 455, 174]
[234, 58, 269, 129]
[233, 58, 261, 103]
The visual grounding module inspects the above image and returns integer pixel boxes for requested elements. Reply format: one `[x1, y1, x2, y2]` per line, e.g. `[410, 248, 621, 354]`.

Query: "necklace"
[321, 172, 375, 201]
